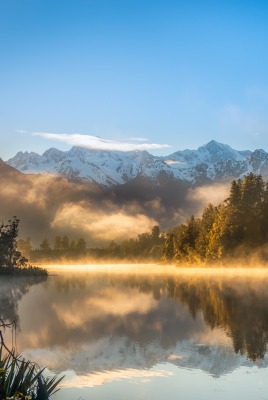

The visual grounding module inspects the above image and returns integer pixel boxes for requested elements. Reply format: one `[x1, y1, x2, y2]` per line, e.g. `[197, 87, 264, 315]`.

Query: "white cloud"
[33, 132, 170, 152]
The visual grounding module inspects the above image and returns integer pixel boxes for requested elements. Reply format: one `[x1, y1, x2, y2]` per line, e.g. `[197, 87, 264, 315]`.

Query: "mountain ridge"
[6, 140, 268, 187]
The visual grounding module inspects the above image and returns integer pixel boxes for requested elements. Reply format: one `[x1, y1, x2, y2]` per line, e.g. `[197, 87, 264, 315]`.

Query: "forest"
[13, 173, 268, 265]
[162, 172, 268, 263]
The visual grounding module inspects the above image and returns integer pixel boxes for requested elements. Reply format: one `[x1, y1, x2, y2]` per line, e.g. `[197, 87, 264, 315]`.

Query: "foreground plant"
[0, 326, 63, 400]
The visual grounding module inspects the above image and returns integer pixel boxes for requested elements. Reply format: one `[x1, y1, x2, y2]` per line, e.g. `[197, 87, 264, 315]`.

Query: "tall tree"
[76, 238, 86, 250]
[162, 233, 175, 261]
[53, 236, 62, 251]
[62, 235, 70, 250]
[173, 216, 200, 262]
[0, 217, 27, 269]
[40, 238, 51, 251]
[195, 204, 218, 261]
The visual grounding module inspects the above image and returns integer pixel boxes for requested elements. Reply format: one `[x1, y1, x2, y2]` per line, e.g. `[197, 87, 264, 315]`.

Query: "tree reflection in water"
[1, 271, 268, 364]
[116, 273, 268, 361]
[0, 275, 47, 326]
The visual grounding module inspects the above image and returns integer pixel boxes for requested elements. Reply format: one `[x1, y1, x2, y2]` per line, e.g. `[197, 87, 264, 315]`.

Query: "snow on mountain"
[6, 146, 171, 186]
[165, 140, 246, 165]
[6, 140, 268, 187]
[23, 336, 267, 380]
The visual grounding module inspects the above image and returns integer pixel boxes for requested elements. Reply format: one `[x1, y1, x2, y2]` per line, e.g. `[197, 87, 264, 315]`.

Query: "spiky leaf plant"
[0, 344, 64, 399]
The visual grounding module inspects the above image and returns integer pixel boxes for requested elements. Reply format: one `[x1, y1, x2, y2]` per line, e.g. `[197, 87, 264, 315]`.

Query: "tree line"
[162, 172, 268, 263]
[16, 173, 268, 264]
[20, 227, 165, 262]
[18, 235, 87, 262]
[90, 225, 165, 261]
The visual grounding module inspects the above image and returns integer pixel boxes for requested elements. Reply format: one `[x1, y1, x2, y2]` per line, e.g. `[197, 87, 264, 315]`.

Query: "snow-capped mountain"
[6, 140, 268, 187]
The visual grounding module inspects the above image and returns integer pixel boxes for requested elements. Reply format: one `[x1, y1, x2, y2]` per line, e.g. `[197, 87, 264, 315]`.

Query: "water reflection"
[1, 269, 268, 383]
[0, 275, 47, 326]
[116, 274, 268, 361]
[166, 275, 268, 361]
[119, 273, 268, 361]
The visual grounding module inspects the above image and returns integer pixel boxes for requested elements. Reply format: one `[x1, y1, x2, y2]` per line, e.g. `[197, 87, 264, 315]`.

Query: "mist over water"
[2, 266, 268, 400]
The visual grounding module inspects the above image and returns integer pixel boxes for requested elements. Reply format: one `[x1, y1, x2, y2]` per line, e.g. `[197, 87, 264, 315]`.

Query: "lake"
[2, 264, 268, 400]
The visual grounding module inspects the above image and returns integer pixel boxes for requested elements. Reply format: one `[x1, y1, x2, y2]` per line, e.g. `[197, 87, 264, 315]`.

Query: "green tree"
[162, 233, 175, 261]
[0, 217, 27, 270]
[62, 235, 70, 250]
[151, 225, 160, 241]
[195, 204, 218, 261]
[174, 216, 200, 262]
[228, 178, 242, 207]
[40, 238, 51, 251]
[260, 182, 268, 241]
[76, 238, 86, 250]
[240, 173, 264, 244]
[206, 204, 226, 260]
[53, 236, 62, 251]
[69, 240, 76, 249]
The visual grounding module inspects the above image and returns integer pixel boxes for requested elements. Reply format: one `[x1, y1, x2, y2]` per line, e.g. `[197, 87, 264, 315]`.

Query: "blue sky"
[1, 0, 268, 159]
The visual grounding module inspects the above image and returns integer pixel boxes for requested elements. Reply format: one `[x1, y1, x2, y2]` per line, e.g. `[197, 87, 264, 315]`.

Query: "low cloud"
[187, 183, 230, 215]
[0, 160, 229, 246]
[33, 132, 170, 152]
[51, 202, 157, 241]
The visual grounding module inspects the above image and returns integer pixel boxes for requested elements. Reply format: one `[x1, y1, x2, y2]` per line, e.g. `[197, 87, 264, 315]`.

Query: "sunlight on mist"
[51, 202, 157, 241]
[43, 263, 268, 276]
[187, 182, 230, 215]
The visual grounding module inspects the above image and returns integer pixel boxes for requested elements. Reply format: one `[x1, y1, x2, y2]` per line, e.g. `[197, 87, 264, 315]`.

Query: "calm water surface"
[2, 264, 268, 400]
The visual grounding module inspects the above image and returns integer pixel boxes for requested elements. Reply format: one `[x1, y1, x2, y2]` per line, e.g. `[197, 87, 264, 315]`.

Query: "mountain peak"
[201, 140, 232, 152]
[198, 140, 246, 163]
[5, 141, 268, 187]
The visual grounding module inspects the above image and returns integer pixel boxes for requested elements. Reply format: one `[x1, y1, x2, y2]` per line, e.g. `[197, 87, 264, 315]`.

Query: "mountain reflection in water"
[1, 268, 268, 386]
